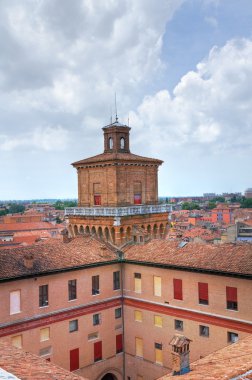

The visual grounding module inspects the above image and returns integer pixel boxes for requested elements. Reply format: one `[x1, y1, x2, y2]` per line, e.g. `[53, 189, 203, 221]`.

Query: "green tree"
[208, 202, 216, 209]
[8, 204, 25, 214]
[240, 198, 252, 208]
[182, 202, 200, 210]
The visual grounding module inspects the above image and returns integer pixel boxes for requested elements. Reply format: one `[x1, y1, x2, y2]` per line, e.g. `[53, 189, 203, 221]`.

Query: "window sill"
[10, 311, 21, 315]
[39, 305, 49, 309]
[226, 308, 238, 312]
[68, 299, 77, 302]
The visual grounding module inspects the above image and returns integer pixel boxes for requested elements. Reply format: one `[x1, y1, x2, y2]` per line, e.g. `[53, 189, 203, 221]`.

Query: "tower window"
[120, 137, 125, 149]
[109, 137, 113, 149]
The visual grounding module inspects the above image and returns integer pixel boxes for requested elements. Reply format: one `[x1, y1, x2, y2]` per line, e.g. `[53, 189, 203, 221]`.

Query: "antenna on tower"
[128, 114, 130, 127]
[110, 106, 112, 125]
[115, 92, 118, 122]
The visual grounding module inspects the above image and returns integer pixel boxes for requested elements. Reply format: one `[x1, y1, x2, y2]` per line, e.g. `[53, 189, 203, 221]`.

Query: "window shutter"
[135, 337, 143, 357]
[134, 310, 142, 322]
[154, 276, 161, 297]
[40, 327, 50, 342]
[226, 287, 237, 302]
[10, 290, 21, 314]
[116, 334, 123, 353]
[155, 347, 163, 364]
[135, 278, 142, 293]
[154, 315, 163, 327]
[173, 279, 183, 300]
[70, 348, 79, 371]
[94, 341, 102, 362]
[198, 283, 208, 302]
[11, 335, 22, 348]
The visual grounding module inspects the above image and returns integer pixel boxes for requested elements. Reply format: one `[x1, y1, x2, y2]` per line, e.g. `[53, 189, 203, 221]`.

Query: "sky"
[0, 0, 252, 200]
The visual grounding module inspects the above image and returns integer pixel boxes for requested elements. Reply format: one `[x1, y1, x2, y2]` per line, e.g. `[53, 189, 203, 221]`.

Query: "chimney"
[61, 228, 72, 243]
[169, 334, 191, 376]
[24, 253, 34, 269]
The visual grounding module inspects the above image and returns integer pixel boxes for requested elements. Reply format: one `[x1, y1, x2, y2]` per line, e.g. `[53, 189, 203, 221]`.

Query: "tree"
[182, 202, 200, 210]
[8, 204, 25, 214]
[208, 202, 216, 210]
[240, 198, 252, 208]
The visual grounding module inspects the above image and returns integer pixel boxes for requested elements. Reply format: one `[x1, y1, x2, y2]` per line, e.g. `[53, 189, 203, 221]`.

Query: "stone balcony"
[65, 204, 172, 217]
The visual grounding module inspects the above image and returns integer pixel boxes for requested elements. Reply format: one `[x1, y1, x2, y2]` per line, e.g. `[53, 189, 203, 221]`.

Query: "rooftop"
[159, 335, 252, 380]
[0, 222, 62, 233]
[0, 236, 117, 281]
[124, 240, 252, 277]
[72, 152, 163, 167]
[0, 340, 85, 380]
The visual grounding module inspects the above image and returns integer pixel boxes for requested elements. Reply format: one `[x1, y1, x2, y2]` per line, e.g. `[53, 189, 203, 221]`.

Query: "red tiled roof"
[0, 236, 117, 281]
[124, 240, 252, 276]
[72, 152, 163, 166]
[0, 222, 62, 232]
[0, 340, 86, 380]
[158, 335, 252, 380]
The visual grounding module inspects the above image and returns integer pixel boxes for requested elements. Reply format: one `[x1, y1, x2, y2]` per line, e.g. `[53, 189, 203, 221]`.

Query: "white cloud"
[0, 126, 69, 151]
[130, 38, 252, 156]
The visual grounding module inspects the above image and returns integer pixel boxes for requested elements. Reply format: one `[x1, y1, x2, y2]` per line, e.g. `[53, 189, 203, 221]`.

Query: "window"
[134, 181, 142, 204]
[94, 195, 101, 205]
[113, 271, 120, 290]
[173, 279, 183, 300]
[199, 325, 209, 337]
[135, 337, 143, 357]
[11, 335, 22, 348]
[93, 313, 101, 326]
[134, 273, 142, 293]
[94, 341, 102, 362]
[226, 286, 238, 310]
[39, 346, 52, 357]
[120, 137, 125, 149]
[175, 319, 183, 331]
[198, 282, 209, 305]
[228, 331, 238, 343]
[134, 310, 142, 322]
[115, 307, 122, 319]
[39, 285, 48, 307]
[92, 275, 100, 295]
[154, 315, 163, 327]
[116, 333, 123, 353]
[109, 137, 113, 149]
[69, 319, 78, 332]
[68, 280, 77, 301]
[155, 343, 163, 365]
[40, 327, 50, 342]
[10, 290, 21, 315]
[154, 276, 162, 297]
[88, 332, 99, 341]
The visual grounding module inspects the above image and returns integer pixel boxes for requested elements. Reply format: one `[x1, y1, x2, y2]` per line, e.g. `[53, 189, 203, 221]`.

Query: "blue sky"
[0, 0, 252, 200]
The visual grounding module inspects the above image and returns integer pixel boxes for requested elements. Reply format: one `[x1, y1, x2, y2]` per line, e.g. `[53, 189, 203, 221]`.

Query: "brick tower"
[65, 118, 171, 246]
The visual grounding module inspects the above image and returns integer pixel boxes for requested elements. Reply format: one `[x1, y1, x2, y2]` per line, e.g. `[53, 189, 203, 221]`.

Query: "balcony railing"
[65, 204, 172, 217]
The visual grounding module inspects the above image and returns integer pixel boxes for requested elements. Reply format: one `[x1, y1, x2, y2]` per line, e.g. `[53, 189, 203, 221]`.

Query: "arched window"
[109, 137, 113, 149]
[120, 137, 125, 149]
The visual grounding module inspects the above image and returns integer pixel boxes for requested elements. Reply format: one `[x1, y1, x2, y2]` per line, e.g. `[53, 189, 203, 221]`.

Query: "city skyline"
[0, 0, 252, 200]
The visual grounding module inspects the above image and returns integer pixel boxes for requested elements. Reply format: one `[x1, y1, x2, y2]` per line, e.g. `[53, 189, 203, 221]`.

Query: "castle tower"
[65, 119, 171, 246]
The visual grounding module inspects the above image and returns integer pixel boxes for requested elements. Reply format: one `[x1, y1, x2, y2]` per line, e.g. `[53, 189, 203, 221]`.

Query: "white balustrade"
[65, 204, 172, 217]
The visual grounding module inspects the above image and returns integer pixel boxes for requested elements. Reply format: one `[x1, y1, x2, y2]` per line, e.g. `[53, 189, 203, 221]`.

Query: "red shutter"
[134, 195, 142, 204]
[116, 334, 123, 353]
[94, 341, 102, 362]
[70, 348, 79, 371]
[226, 286, 237, 302]
[198, 282, 208, 301]
[94, 195, 101, 205]
[173, 279, 183, 300]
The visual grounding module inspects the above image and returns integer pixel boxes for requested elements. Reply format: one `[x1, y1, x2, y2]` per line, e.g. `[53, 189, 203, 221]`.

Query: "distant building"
[245, 188, 252, 198]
